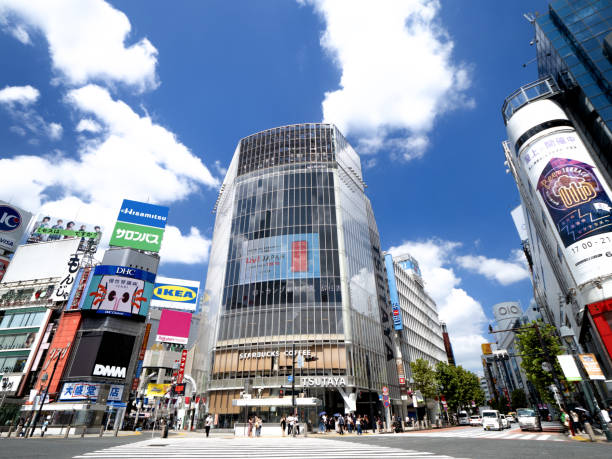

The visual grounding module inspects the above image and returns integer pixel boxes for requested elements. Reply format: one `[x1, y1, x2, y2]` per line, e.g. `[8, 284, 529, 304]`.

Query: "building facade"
[197, 123, 400, 428]
[502, 0, 612, 406]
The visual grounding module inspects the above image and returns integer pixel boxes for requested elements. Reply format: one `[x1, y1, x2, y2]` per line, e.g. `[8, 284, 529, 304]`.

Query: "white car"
[500, 414, 510, 429]
[517, 408, 542, 431]
[469, 415, 482, 426]
[482, 409, 502, 431]
[458, 410, 470, 426]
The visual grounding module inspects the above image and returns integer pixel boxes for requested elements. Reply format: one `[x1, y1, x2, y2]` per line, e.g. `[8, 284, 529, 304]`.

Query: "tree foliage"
[410, 358, 438, 400]
[510, 388, 528, 410]
[514, 320, 566, 404]
[434, 362, 485, 411]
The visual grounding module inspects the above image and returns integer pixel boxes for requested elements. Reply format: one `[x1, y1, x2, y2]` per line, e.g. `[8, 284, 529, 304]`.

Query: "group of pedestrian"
[280, 414, 300, 436]
[247, 416, 263, 437]
[318, 413, 370, 435]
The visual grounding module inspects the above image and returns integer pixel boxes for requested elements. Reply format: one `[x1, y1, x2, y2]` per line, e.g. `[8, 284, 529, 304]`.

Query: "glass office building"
[197, 124, 399, 427]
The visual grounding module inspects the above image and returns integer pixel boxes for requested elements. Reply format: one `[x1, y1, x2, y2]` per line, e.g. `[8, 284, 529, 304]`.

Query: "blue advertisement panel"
[150, 276, 199, 311]
[384, 254, 403, 331]
[116, 199, 169, 229]
[239, 233, 320, 285]
[81, 265, 155, 317]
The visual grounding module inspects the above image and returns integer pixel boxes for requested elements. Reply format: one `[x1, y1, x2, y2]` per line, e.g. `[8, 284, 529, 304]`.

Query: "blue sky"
[0, 0, 549, 372]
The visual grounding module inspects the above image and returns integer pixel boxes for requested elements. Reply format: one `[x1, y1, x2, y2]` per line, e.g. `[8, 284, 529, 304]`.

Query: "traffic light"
[279, 389, 284, 398]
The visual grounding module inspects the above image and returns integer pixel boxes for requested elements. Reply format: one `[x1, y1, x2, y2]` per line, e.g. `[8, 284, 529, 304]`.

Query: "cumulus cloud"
[75, 118, 102, 133]
[388, 239, 487, 373]
[304, 0, 473, 160]
[456, 252, 530, 286]
[0, 84, 39, 105]
[0, 85, 219, 264]
[0, 0, 158, 91]
[160, 226, 212, 265]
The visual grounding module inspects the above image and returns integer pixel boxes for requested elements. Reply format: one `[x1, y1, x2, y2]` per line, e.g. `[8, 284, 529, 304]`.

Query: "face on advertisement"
[90, 275, 146, 314]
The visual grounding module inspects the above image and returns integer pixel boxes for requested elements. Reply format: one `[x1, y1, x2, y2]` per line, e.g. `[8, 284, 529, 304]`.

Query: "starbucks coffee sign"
[239, 349, 313, 360]
[300, 376, 346, 387]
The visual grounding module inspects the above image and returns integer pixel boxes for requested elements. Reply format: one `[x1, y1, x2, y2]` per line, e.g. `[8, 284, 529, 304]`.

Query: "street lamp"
[559, 326, 612, 442]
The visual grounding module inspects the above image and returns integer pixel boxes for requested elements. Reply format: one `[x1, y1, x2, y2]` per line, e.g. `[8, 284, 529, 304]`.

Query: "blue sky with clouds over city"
[0, 0, 549, 372]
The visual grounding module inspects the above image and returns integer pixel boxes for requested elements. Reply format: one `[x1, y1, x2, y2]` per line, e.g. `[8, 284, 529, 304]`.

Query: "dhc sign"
[151, 276, 199, 312]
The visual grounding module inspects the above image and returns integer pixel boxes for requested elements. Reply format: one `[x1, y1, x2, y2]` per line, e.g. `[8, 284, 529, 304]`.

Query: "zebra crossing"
[403, 427, 565, 442]
[73, 436, 466, 459]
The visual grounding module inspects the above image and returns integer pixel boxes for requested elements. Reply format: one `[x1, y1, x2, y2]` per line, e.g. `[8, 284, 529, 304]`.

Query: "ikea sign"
[151, 276, 199, 312]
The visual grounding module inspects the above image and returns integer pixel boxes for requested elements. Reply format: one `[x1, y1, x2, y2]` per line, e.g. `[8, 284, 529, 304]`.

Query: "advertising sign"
[146, 383, 171, 397]
[557, 354, 582, 382]
[0, 200, 33, 252]
[0, 256, 9, 282]
[0, 375, 23, 394]
[81, 265, 155, 317]
[481, 343, 493, 355]
[109, 200, 169, 252]
[519, 128, 612, 286]
[59, 382, 123, 402]
[50, 250, 83, 302]
[27, 214, 101, 245]
[156, 309, 192, 345]
[66, 267, 92, 311]
[239, 233, 320, 285]
[578, 353, 605, 380]
[384, 254, 403, 330]
[68, 331, 136, 381]
[151, 276, 199, 311]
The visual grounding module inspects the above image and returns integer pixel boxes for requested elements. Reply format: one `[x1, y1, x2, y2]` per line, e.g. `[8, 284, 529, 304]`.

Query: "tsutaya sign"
[300, 376, 346, 387]
[239, 349, 313, 360]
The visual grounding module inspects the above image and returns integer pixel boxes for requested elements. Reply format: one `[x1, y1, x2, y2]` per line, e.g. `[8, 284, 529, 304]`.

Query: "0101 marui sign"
[81, 265, 155, 317]
[109, 200, 169, 252]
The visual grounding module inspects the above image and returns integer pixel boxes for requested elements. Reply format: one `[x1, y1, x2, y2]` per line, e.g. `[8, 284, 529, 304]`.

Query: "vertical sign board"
[0, 200, 33, 252]
[578, 353, 605, 380]
[557, 355, 582, 381]
[384, 253, 403, 330]
[132, 323, 152, 391]
[51, 250, 83, 302]
[109, 200, 169, 252]
[177, 349, 188, 384]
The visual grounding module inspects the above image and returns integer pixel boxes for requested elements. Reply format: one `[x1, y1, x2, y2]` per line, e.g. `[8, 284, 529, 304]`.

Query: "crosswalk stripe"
[73, 437, 461, 459]
[536, 435, 550, 440]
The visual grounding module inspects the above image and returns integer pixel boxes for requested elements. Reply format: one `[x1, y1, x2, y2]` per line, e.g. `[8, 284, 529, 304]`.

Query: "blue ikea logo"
[153, 284, 197, 303]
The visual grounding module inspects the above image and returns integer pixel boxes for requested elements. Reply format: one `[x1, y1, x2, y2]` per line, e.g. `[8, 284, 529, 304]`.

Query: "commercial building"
[502, 0, 612, 405]
[197, 123, 401, 428]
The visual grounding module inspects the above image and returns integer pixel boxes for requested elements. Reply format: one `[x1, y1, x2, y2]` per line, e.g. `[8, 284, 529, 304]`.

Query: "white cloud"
[0, 13, 31, 44]
[304, 0, 473, 160]
[456, 253, 530, 286]
[0, 0, 158, 91]
[0, 85, 219, 265]
[75, 118, 102, 133]
[0, 84, 39, 105]
[47, 121, 62, 140]
[213, 160, 228, 177]
[388, 239, 487, 373]
[159, 226, 212, 265]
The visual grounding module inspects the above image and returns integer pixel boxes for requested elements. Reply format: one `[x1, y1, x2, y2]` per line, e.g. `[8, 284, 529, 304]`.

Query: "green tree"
[515, 320, 566, 404]
[410, 358, 438, 400]
[435, 362, 484, 412]
[510, 388, 528, 410]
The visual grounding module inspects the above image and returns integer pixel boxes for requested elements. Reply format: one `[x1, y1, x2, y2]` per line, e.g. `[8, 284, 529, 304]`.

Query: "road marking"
[536, 435, 550, 440]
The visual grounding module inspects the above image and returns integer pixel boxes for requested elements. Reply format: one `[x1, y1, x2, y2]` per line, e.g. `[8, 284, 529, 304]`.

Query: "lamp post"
[559, 326, 612, 442]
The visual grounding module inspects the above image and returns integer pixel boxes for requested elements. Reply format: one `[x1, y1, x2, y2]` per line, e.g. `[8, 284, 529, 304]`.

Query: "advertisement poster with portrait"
[520, 129, 612, 286]
[26, 214, 102, 251]
[81, 265, 155, 317]
[238, 233, 320, 284]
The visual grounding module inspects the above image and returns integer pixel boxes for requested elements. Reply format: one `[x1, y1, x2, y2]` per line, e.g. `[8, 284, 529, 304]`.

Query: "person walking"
[204, 414, 213, 438]
[280, 415, 287, 436]
[337, 414, 345, 434]
[255, 416, 262, 437]
[356, 416, 363, 435]
[247, 416, 254, 437]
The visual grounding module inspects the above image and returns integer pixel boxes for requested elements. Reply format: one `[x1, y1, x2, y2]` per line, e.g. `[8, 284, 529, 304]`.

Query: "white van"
[481, 409, 502, 431]
[457, 410, 470, 426]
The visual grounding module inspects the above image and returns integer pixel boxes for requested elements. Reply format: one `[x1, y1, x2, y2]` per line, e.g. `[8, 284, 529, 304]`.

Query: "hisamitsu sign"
[109, 199, 169, 253]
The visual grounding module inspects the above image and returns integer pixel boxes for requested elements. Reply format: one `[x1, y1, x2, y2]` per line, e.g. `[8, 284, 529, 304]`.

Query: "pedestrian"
[570, 410, 582, 434]
[41, 416, 50, 437]
[204, 414, 213, 437]
[337, 414, 345, 434]
[247, 416, 254, 437]
[347, 415, 354, 434]
[318, 415, 325, 433]
[281, 415, 287, 436]
[16, 417, 24, 437]
[287, 414, 296, 436]
[255, 416, 262, 437]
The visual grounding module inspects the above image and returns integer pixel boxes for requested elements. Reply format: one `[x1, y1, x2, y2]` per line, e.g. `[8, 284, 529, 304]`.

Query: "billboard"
[151, 276, 199, 311]
[518, 124, 612, 286]
[0, 200, 33, 252]
[109, 199, 169, 252]
[156, 309, 192, 344]
[69, 331, 136, 380]
[81, 265, 155, 317]
[26, 214, 101, 246]
[578, 353, 605, 380]
[239, 233, 320, 284]
[146, 383, 170, 397]
[384, 253, 403, 331]
[59, 382, 123, 402]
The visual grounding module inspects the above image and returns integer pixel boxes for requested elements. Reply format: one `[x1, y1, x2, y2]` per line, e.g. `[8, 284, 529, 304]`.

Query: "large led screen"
[238, 233, 320, 285]
[81, 265, 155, 317]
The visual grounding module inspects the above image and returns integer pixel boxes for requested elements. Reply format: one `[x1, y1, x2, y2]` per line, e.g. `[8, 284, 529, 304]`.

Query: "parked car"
[469, 415, 482, 426]
[517, 408, 542, 431]
[500, 414, 510, 429]
[458, 410, 470, 425]
[482, 409, 502, 431]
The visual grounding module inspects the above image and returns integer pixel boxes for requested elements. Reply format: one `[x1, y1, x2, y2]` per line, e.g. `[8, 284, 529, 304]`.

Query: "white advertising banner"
[0, 200, 33, 253]
[557, 354, 582, 382]
[59, 382, 123, 402]
[519, 129, 612, 286]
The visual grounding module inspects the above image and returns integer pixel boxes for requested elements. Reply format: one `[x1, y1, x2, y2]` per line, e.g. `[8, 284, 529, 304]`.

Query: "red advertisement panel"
[177, 349, 188, 384]
[34, 311, 82, 398]
[291, 240, 308, 272]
